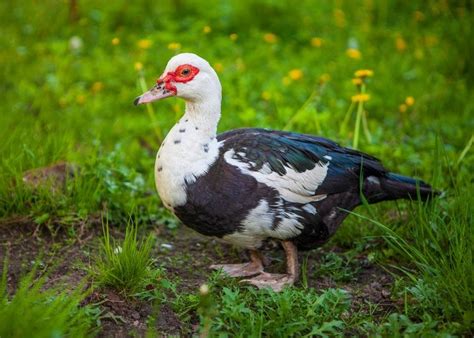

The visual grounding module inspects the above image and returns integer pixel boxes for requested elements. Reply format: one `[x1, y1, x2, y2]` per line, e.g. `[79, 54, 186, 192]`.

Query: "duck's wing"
[217, 128, 387, 203]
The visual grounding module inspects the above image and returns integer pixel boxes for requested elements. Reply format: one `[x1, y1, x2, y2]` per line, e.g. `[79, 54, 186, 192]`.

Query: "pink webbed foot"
[241, 272, 296, 292]
[210, 262, 264, 277]
[210, 250, 264, 277]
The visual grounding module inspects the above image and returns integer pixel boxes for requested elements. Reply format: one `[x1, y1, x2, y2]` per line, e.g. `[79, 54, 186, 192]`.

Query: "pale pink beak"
[134, 82, 175, 106]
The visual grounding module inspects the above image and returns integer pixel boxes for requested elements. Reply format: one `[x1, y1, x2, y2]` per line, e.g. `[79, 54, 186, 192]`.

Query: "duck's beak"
[134, 81, 175, 106]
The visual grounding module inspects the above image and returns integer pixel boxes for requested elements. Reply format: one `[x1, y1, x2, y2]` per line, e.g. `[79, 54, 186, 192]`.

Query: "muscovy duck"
[135, 53, 436, 291]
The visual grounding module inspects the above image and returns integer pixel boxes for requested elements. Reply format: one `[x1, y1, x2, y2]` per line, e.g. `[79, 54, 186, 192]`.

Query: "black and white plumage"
[135, 53, 436, 291]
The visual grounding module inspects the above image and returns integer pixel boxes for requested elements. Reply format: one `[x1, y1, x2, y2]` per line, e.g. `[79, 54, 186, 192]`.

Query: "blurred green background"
[2, 0, 473, 219]
[2, 0, 472, 164]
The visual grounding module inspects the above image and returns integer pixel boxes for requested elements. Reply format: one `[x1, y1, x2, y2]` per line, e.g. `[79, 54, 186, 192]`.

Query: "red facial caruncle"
[156, 64, 200, 95]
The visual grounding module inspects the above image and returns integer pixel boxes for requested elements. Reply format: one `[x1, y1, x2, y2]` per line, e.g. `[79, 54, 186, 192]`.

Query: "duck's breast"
[154, 124, 220, 209]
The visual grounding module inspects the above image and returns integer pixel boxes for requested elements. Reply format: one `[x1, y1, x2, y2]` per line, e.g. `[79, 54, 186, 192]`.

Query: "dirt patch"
[0, 218, 93, 292]
[89, 289, 153, 337]
[1, 218, 399, 336]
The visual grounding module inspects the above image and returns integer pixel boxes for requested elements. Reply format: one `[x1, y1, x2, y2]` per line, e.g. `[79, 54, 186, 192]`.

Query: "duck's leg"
[241, 241, 298, 292]
[210, 250, 264, 277]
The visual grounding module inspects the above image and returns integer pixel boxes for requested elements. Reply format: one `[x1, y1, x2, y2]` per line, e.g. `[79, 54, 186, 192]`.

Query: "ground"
[2, 216, 403, 336]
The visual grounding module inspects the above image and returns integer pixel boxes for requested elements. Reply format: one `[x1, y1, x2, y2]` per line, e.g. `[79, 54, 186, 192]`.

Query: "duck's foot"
[210, 250, 264, 277]
[242, 240, 299, 292]
[241, 272, 296, 292]
[210, 262, 263, 277]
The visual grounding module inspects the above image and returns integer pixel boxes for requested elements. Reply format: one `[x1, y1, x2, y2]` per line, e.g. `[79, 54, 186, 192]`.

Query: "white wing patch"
[222, 198, 306, 248]
[222, 199, 273, 248]
[224, 149, 329, 203]
[302, 203, 317, 215]
[272, 212, 304, 238]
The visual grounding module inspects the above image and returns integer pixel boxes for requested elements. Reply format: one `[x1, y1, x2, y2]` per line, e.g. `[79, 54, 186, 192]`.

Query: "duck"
[134, 53, 436, 291]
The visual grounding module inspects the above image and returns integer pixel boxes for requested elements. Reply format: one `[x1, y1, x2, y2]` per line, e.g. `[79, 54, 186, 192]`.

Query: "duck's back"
[173, 128, 433, 249]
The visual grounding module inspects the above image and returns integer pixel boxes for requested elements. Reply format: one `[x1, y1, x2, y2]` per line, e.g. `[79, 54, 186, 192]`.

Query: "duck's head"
[134, 53, 221, 106]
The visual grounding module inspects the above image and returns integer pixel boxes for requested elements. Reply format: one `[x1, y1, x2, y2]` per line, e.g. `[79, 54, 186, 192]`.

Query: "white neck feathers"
[183, 94, 221, 137]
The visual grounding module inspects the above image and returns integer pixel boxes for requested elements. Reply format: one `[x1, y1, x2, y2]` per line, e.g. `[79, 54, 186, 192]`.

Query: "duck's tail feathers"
[363, 172, 440, 204]
[380, 173, 440, 202]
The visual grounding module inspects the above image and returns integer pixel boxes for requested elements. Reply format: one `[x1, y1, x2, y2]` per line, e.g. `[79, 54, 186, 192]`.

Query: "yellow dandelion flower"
[352, 78, 363, 86]
[111, 37, 120, 46]
[92, 81, 104, 93]
[203, 25, 212, 34]
[134, 62, 143, 71]
[168, 42, 181, 51]
[399, 103, 407, 113]
[282, 76, 291, 86]
[405, 96, 415, 106]
[263, 33, 277, 44]
[351, 94, 370, 103]
[236, 58, 246, 71]
[396, 36, 407, 51]
[354, 69, 374, 78]
[76, 94, 86, 105]
[288, 69, 303, 81]
[346, 48, 361, 59]
[414, 10, 425, 22]
[213, 63, 224, 73]
[137, 39, 152, 49]
[311, 37, 323, 47]
[319, 73, 331, 83]
[230, 33, 238, 41]
[261, 91, 271, 101]
[425, 35, 438, 47]
[172, 103, 180, 113]
[334, 9, 346, 28]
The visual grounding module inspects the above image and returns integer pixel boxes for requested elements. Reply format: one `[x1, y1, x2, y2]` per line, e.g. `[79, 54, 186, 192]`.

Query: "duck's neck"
[181, 95, 221, 137]
[155, 95, 222, 208]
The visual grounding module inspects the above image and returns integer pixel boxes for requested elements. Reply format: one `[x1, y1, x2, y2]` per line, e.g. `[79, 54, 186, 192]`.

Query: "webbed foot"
[210, 262, 263, 277]
[241, 272, 296, 292]
[210, 250, 264, 277]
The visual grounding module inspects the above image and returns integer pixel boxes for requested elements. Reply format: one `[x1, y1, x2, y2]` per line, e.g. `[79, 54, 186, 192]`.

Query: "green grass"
[170, 274, 350, 337]
[0, 0, 473, 335]
[206, 286, 350, 337]
[314, 251, 360, 283]
[0, 260, 97, 337]
[359, 169, 473, 328]
[93, 221, 160, 295]
[172, 271, 463, 336]
[362, 313, 454, 337]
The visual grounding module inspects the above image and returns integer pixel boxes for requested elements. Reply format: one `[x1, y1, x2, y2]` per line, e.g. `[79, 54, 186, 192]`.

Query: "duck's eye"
[181, 68, 190, 76]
